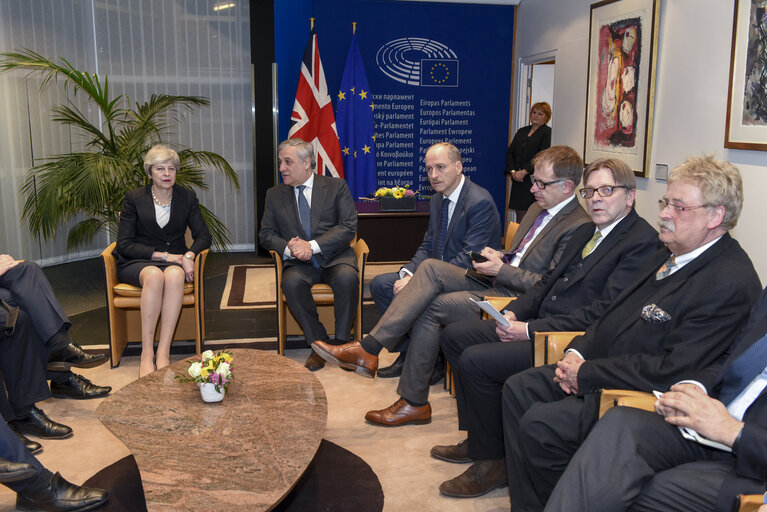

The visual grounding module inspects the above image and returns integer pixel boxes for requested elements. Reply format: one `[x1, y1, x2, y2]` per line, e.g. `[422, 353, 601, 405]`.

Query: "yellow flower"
[393, 188, 405, 199]
[221, 353, 233, 363]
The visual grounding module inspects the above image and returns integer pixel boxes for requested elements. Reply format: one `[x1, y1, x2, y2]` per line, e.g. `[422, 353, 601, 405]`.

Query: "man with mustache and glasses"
[500, 155, 761, 512]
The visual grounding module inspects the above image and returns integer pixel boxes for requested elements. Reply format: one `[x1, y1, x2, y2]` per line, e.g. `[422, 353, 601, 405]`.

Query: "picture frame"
[724, 0, 767, 151]
[584, 0, 660, 177]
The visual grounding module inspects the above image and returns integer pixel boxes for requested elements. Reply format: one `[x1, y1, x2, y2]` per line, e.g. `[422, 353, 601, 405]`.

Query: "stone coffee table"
[97, 348, 328, 511]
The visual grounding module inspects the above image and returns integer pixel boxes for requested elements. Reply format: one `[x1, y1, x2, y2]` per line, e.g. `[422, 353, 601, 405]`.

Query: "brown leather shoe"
[431, 438, 472, 463]
[365, 397, 431, 426]
[311, 340, 378, 378]
[304, 351, 325, 371]
[439, 458, 507, 498]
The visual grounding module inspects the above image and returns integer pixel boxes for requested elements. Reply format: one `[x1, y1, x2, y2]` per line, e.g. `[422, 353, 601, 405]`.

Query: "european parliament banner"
[276, 0, 516, 213]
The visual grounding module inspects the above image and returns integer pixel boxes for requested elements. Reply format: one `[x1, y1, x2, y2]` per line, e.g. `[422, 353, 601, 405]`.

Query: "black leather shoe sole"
[50, 388, 111, 400]
[47, 354, 108, 372]
[14, 432, 42, 455]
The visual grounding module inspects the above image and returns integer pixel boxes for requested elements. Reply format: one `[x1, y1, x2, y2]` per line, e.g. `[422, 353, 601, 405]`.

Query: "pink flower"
[405, 189, 415, 197]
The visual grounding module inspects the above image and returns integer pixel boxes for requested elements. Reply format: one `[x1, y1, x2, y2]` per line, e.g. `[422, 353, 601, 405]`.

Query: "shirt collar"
[596, 209, 630, 238]
[445, 175, 466, 204]
[546, 194, 576, 218]
[672, 235, 723, 268]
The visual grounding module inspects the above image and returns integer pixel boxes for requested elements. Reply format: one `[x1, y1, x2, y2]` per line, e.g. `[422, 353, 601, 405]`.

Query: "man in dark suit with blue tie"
[545, 284, 767, 512]
[259, 138, 358, 370]
[371, 142, 501, 379]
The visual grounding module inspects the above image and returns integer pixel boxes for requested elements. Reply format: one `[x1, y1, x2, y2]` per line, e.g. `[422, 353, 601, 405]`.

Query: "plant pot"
[379, 196, 416, 212]
[198, 382, 225, 403]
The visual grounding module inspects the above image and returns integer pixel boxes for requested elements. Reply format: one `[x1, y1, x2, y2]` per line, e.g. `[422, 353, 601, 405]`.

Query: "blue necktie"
[718, 333, 767, 405]
[296, 185, 319, 268]
[435, 198, 450, 260]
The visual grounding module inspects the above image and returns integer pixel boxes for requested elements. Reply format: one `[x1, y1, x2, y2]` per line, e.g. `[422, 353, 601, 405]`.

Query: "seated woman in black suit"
[115, 145, 211, 377]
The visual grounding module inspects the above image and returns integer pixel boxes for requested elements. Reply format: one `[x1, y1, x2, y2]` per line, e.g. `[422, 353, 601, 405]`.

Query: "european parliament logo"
[376, 37, 459, 87]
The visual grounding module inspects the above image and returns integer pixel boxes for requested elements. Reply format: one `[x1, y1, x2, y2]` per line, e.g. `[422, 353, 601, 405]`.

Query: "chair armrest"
[532, 331, 584, 367]
[598, 389, 657, 419]
[481, 296, 517, 317]
[735, 494, 764, 512]
[504, 221, 520, 252]
[353, 238, 370, 267]
[269, 250, 284, 285]
[101, 242, 119, 293]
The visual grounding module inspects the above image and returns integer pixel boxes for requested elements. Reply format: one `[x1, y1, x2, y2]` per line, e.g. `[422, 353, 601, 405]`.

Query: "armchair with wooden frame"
[101, 242, 209, 368]
[269, 238, 369, 356]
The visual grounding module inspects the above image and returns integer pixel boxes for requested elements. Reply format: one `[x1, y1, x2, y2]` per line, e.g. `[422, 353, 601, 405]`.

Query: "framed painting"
[584, 0, 660, 177]
[725, 0, 767, 151]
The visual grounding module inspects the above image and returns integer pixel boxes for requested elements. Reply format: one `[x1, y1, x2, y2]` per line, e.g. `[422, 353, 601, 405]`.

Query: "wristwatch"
[162, 252, 168, 262]
[184, 252, 194, 261]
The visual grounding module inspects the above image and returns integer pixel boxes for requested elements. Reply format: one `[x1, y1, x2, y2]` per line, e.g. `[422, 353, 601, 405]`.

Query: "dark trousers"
[544, 407, 757, 512]
[441, 318, 532, 459]
[369, 272, 409, 352]
[502, 364, 602, 511]
[282, 262, 358, 344]
[0, 407, 50, 493]
[0, 310, 52, 418]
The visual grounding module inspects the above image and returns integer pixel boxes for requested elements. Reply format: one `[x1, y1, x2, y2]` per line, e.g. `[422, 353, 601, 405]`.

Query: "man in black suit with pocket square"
[545, 284, 767, 512]
[500, 155, 762, 512]
[433, 157, 660, 497]
[259, 138, 358, 370]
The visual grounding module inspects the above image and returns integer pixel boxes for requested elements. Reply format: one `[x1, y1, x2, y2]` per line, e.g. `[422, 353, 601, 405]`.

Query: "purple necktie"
[503, 209, 549, 263]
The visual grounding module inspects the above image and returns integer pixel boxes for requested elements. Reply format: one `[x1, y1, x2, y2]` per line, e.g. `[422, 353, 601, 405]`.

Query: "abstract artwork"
[726, 0, 767, 150]
[585, 0, 659, 176]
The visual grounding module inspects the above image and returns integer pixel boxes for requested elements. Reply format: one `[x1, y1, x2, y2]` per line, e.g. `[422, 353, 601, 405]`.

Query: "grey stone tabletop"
[96, 348, 328, 511]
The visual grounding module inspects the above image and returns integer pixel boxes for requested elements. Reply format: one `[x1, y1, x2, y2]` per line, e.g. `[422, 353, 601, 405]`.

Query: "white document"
[652, 390, 732, 453]
[469, 298, 510, 327]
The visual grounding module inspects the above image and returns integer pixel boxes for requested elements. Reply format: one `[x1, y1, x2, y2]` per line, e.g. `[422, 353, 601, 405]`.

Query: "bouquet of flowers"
[175, 349, 234, 393]
[374, 185, 416, 199]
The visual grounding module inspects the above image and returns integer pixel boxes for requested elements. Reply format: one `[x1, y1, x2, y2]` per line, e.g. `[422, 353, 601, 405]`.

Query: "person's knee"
[332, 267, 358, 291]
[140, 266, 165, 290]
[163, 265, 185, 285]
[281, 271, 310, 296]
[370, 273, 393, 298]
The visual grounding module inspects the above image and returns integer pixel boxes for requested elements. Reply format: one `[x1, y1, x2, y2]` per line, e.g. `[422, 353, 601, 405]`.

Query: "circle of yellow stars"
[337, 85, 375, 158]
[430, 62, 450, 84]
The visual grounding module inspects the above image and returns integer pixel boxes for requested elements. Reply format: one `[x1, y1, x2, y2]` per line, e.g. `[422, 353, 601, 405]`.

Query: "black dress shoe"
[0, 456, 35, 483]
[47, 342, 108, 371]
[14, 431, 42, 455]
[9, 407, 72, 439]
[50, 374, 111, 400]
[17, 472, 108, 512]
[304, 351, 326, 371]
[377, 352, 406, 378]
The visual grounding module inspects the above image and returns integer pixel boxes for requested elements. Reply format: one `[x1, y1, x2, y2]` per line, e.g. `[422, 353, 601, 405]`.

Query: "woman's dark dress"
[506, 124, 552, 210]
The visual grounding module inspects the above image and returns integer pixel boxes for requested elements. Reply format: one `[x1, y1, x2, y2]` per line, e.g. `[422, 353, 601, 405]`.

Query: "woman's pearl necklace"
[151, 185, 172, 208]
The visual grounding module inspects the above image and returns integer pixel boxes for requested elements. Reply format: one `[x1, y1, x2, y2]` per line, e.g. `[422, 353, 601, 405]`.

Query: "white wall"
[516, 0, 767, 283]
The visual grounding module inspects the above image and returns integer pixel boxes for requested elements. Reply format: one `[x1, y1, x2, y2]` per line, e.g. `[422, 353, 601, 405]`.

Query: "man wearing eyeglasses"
[312, 145, 590, 427]
[499, 155, 761, 512]
[433, 157, 660, 497]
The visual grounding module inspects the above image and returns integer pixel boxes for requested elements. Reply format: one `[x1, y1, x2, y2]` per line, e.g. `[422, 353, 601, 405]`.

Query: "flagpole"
[310, 17, 314, 30]
[352, 22, 357, 34]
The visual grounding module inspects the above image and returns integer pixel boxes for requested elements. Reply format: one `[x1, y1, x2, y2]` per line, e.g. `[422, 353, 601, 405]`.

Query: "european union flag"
[420, 59, 459, 87]
[336, 33, 377, 199]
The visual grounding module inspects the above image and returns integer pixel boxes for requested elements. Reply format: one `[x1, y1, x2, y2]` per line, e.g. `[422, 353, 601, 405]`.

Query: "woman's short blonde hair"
[668, 155, 743, 231]
[143, 144, 180, 176]
[531, 102, 552, 124]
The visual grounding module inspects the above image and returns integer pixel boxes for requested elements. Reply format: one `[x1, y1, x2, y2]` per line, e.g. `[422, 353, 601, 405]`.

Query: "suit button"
[563, 277, 569, 282]
[551, 296, 557, 301]
[166, 242, 170, 246]
[577, 263, 583, 268]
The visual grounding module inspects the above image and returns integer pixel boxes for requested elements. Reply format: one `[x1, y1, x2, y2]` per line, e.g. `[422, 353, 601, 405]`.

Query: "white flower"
[201, 350, 214, 361]
[188, 361, 203, 378]
[216, 362, 231, 378]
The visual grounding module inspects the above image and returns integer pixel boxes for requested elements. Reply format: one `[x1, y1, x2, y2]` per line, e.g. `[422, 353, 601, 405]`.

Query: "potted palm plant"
[0, 49, 239, 249]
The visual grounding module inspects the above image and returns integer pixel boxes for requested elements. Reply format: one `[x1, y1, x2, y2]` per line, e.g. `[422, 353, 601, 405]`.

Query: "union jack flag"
[288, 29, 344, 178]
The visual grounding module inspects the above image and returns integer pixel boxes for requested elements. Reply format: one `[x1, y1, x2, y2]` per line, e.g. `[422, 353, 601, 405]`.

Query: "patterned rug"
[219, 263, 402, 310]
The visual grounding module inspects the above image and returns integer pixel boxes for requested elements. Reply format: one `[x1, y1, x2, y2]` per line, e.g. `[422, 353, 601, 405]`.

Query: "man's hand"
[553, 352, 585, 395]
[473, 247, 505, 276]
[0, 254, 19, 278]
[496, 313, 529, 342]
[512, 169, 527, 183]
[393, 275, 411, 295]
[656, 383, 744, 447]
[287, 237, 313, 261]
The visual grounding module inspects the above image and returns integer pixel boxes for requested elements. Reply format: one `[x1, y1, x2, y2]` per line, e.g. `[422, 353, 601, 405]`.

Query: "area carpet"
[84, 440, 384, 511]
[220, 263, 402, 310]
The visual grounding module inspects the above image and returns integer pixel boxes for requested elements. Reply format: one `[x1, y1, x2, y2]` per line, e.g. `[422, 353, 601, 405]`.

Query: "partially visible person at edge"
[506, 101, 552, 221]
[114, 144, 211, 378]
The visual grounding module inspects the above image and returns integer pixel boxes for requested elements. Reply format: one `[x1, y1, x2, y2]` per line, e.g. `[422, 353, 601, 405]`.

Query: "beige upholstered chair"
[269, 238, 369, 356]
[101, 242, 208, 367]
[504, 221, 520, 251]
[736, 494, 764, 512]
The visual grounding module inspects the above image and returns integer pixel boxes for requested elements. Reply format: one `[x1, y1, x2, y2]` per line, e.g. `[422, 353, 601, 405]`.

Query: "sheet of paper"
[469, 298, 510, 327]
[653, 390, 732, 452]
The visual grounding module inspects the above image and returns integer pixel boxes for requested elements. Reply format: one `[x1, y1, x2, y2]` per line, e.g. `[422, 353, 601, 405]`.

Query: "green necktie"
[581, 231, 602, 259]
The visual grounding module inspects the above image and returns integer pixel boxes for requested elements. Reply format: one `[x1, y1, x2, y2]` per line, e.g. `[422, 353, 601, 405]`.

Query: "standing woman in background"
[505, 102, 552, 221]
[114, 145, 211, 377]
